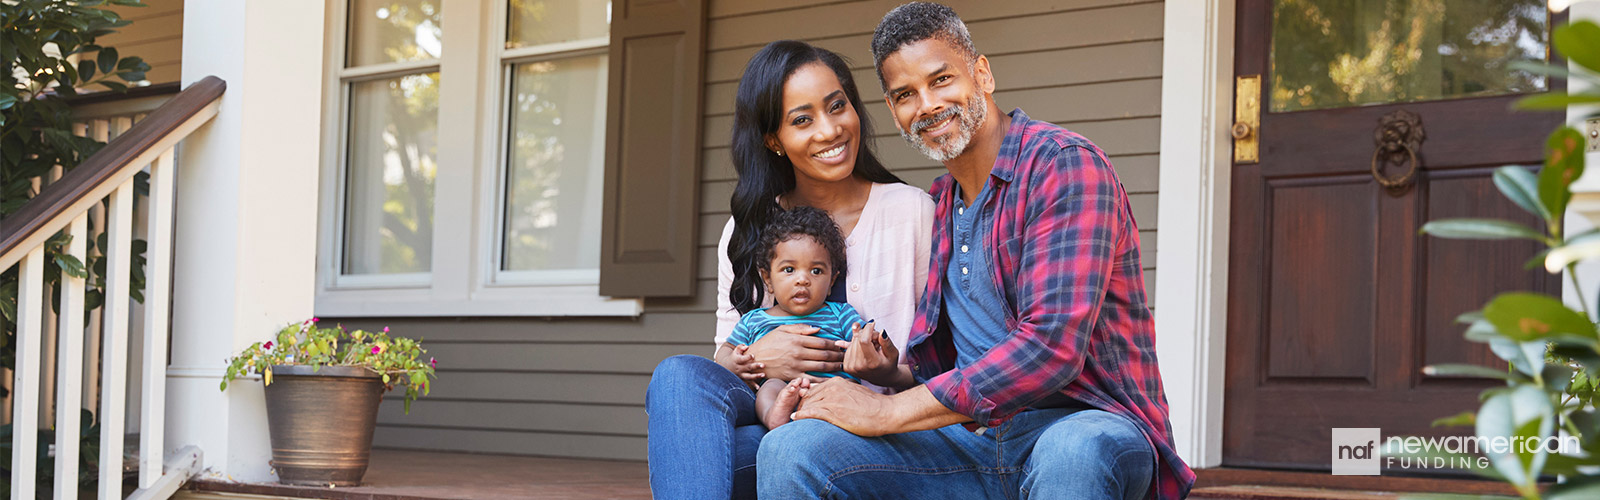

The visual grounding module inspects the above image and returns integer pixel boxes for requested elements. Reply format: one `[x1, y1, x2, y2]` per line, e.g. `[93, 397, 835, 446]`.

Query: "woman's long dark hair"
[728, 40, 905, 314]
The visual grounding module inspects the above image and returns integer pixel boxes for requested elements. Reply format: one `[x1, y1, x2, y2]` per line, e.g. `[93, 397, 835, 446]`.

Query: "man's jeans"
[757, 406, 1154, 499]
[646, 355, 764, 500]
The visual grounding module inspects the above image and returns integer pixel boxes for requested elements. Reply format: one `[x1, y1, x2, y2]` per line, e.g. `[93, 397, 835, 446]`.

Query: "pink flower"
[371, 345, 383, 355]
[383, 327, 390, 333]
[429, 357, 437, 368]
[310, 317, 320, 323]
[263, 342, 273, 350]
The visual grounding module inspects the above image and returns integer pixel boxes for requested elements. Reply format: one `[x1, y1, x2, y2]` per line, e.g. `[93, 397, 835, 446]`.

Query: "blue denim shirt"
[943, 183, 1010, 369]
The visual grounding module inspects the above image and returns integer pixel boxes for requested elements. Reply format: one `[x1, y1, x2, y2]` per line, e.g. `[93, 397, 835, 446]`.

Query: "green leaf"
[1483, 292, 1596, 341]
[1541, 127, 1586, 225]
[1550, 477, 1600, 500]
[1430, 411, 1476, 428]
[1556, 21, 1600, 76]
[1492, 166, 1549, 223]
[1544, 362, 1575, 392]
[1418, 219, 1546, 241]
[1509, 60, 1600, 87]
[1490, 337, 1547, 377]
[76, 58, 95, 82]
[1423, 363, 1522, 381]
[1514, 92, 1600, 110]
[96, 47, 118, 75]
[1476, 385, 1555, 491]
[52, 254, 88, 280]
[0, 94, 15, 111]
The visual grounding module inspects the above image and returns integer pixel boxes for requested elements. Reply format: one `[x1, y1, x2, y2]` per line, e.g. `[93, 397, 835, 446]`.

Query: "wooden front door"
[1223, 0, 1563, 470]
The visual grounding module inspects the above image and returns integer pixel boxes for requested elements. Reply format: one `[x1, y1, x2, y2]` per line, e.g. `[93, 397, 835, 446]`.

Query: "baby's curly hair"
[759, 206, 848, 282]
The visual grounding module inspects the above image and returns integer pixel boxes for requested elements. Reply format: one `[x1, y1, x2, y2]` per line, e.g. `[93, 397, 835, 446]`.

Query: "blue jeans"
[757, 407, 1154, 499]
[646, 355, 764, 500]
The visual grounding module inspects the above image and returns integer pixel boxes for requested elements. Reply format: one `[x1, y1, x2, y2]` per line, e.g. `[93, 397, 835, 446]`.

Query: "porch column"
[167, 0, 325, 482]
[1155, 0, 1236, 469]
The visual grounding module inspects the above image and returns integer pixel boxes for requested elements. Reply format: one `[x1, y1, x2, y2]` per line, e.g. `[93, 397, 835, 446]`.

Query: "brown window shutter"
[599, 0, 708, 297]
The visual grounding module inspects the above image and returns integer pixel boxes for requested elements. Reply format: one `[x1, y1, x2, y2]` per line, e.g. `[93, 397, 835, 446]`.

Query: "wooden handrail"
[0, 76, 225, 271]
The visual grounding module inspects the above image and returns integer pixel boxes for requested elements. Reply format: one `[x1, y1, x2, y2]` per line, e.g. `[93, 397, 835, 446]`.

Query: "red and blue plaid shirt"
[905, 108, 1194, 500]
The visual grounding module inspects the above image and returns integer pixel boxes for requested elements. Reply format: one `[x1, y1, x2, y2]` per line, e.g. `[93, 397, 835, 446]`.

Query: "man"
[756, 3, 1195, 499]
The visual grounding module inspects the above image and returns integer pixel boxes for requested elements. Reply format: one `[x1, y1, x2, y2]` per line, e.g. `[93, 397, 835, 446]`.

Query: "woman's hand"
[840, 322, 914, 388]
[747, 324, 844, 381]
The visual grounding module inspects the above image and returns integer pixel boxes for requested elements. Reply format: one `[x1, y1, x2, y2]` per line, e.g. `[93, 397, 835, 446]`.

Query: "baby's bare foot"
[763, 380, 803, 429]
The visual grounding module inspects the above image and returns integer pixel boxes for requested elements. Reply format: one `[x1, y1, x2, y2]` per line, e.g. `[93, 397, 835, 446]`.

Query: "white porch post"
[169, 0, 326, 482]
[1155, 0, 1236, 469]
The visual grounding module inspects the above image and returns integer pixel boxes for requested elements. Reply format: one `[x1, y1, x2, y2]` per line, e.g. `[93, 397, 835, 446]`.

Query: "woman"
[645, 40, 934, 499]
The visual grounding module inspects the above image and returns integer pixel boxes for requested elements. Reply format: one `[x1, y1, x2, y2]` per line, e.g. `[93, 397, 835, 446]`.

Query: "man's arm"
[793, 379, 969, 436]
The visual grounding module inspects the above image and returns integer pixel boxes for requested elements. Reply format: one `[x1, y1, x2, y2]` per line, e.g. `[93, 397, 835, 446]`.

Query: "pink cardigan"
[715, 182, 935, 356]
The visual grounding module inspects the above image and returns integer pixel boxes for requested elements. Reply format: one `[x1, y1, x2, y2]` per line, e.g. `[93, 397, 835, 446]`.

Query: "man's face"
[879, 39, 993, 162]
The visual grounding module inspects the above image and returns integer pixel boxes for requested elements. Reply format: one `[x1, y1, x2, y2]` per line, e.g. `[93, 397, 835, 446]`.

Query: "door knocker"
[1371, 110, 1425, 194]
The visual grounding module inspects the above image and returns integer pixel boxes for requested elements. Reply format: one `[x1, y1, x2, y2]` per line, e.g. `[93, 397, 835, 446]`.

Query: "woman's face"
[768, 62, 861, 185]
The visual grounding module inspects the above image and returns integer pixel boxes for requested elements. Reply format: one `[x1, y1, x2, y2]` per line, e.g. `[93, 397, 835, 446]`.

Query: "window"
[317, 0, 640, 316]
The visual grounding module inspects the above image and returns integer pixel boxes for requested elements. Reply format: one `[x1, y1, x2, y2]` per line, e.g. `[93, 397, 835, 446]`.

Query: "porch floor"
[185, 449, 649, 500]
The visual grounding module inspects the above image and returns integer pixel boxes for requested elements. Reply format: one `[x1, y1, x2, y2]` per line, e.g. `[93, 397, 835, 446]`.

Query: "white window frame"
[315, 0, 641, 317]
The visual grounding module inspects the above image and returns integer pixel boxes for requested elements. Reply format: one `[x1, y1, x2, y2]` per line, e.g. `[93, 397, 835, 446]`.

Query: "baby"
[715, 206, 871, 429]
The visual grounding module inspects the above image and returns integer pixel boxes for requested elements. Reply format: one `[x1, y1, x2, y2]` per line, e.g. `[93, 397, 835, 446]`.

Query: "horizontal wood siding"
[101, 0, 184, 85]
[351, 0, 1163, 461]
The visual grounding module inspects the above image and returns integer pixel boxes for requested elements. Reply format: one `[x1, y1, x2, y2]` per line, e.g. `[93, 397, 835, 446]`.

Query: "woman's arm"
[714, 217, 740, 347]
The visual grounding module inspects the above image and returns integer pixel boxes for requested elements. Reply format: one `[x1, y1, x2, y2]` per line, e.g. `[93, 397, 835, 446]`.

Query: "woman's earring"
[773, 149, 784, 157]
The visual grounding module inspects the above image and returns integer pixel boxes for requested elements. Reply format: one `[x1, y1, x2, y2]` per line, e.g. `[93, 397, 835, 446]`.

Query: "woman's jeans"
[647, 355, 764, 500]
[757, 407, 1155, 500]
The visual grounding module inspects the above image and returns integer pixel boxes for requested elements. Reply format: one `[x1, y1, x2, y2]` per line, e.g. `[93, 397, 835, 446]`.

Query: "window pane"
[502, 56, 608, 272]
[348, 0, 443, 67]
[1270, 0, 1547, 112]
[506, 0, 610, 49]
[344, 73, 440, 275]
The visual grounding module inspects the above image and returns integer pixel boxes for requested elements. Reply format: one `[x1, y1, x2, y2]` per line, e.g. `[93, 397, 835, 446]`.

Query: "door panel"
[1264, 178, 1379, 383]
[1223, 0, 1561, 470]
[1417, 170, 1550, 375]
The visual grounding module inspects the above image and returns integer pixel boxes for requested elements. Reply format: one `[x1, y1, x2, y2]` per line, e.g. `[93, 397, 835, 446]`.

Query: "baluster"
[55, 216, 88, 500]
[139, 149, 176, 488]
[99, 181, 134, 500]
[83, 121, 110, 418]
[12, 248, 45, 500]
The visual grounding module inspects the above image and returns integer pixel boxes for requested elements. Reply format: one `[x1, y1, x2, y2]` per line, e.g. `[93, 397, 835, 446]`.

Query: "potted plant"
[221, 319, 436, 486]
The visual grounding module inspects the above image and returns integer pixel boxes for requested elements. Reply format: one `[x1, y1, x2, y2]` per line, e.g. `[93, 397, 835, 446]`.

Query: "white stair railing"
[0, 76, 225, 500]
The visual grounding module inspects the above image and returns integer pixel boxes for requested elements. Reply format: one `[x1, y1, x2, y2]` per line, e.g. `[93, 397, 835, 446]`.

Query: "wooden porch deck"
[177, 449, 1524, 500]
[181, 449, 649, 500]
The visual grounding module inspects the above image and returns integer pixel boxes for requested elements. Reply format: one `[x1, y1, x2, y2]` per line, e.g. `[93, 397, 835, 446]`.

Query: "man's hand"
[795, 382, 973, 437]
[713, 344, 765, 383]
[748, 324, 845, 380]
[791, 377, 901, 436]
[840, 322, 911, 388]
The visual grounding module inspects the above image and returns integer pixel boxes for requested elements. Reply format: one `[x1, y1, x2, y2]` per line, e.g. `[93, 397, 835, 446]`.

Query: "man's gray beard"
[900, 90, 988, 162]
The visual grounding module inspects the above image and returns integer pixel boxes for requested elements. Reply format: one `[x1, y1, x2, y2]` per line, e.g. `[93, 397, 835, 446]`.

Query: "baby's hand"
[721, 344, 766, 382]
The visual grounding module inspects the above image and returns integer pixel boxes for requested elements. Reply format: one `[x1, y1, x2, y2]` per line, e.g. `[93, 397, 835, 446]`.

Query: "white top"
[715, 182, 935, 357]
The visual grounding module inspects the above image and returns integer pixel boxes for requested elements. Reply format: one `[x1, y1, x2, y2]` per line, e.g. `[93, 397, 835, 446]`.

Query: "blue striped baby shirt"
[726, 301, 865, 380]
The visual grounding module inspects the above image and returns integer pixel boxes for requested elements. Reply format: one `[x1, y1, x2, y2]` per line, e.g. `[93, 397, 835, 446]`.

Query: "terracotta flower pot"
[262, 365, 385, 486]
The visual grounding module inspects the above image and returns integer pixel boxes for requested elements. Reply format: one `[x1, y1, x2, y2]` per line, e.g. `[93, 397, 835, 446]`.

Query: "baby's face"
[762, 236, 835, 317]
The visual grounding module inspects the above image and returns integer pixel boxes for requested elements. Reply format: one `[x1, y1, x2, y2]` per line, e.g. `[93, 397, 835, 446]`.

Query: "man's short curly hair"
[759, 206, 848, 282]
[871, 2, 979, 90]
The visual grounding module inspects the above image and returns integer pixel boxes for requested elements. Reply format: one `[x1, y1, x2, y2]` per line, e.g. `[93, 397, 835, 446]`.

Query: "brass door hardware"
[1370, 110, 1425, 194]
[1234, 75, 1261, 164]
